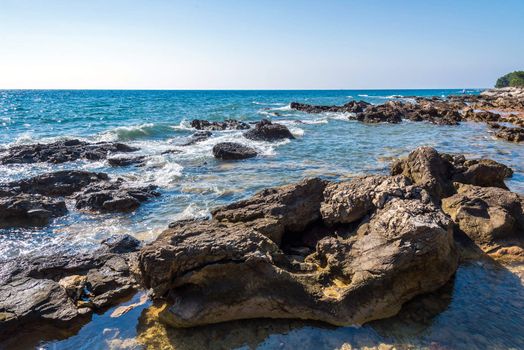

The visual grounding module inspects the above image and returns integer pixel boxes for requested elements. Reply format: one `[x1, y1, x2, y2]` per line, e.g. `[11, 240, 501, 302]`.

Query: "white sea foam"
[358, 94, 369, 97]
[97, 123, 177, 142]
[270, 104, 292, 111]
[171, 203, 211, 222]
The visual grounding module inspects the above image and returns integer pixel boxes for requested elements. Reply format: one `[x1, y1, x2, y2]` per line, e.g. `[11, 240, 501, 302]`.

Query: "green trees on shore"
[495, 71, 524, 88]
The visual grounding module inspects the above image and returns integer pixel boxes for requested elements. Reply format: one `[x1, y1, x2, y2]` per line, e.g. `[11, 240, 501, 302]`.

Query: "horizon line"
[0, 87, 489, 91]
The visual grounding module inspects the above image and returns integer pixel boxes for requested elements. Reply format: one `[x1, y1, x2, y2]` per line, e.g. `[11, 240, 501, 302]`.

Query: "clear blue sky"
[0, 0, 523, 89]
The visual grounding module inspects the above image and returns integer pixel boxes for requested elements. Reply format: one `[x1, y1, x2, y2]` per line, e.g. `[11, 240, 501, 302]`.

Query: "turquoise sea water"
[1, 89, 523, 259]
[1, 90, 524, 349]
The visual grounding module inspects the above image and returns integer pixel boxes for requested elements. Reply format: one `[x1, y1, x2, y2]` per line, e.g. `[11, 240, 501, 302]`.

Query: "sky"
[0, 0, 523, 89]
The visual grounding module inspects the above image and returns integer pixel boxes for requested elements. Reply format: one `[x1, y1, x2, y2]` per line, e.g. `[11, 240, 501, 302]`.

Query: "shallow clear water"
[1, 90, 523, 349]
[1, 89, 522, 260]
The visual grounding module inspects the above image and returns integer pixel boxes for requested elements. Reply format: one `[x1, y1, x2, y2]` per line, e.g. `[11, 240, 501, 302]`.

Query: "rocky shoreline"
[1, 144, 522, 342]
[291, 87, 524, 142]
[0, 88, 523, 347]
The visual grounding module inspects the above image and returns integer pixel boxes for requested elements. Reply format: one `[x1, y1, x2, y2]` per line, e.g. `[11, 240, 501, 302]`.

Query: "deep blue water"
[1, 89, 524, 350]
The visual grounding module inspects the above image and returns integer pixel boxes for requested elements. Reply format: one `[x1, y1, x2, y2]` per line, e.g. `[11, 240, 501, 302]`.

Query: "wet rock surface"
[190, 119, 250, 131]
[488, 123, 524, 142]
[243, 119, 295, 141]
[0, 235, 141, 338]
[182, 131, 212, 146]
[108, 155, 147, 167]
[138, 174, 458, 327]
[0, 194, 67, 228]
[212, 142, 257, 160]
[0, 170, 160, 228]
[0, 139, 138, 164]
[75, 181, 160, 213]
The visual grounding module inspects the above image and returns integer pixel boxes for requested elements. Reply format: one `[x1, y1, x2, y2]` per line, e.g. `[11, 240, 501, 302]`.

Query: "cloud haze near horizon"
[0, 0, 523, 89]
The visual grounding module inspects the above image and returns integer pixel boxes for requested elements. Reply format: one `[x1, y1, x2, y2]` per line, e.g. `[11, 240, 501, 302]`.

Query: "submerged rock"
[0, 235, 141, 337]
[488, 123, 524, 142]
[190, 119, 250, 131]
[212, 142, 257, 160]
[137, 175, 457, 328]
[0, 139, 138, 164]
[243, 119, 295, 141]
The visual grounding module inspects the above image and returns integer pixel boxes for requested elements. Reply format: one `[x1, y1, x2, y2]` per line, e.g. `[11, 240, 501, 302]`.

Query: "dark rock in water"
[0, 171, 160, 227]
[107, 156, 146, 167]
[191, 119, 250, 131]
[0, 235, 140, 337]
[0, 139, 138, 164]
[101, 234, 141, 254]
[390, 146, 513, 201]
[243, 119, 295, 141]
[182, 131, 212, 146]
[290, 101, 370, 114]
[137, 175, 458, 328]
[488, 123, 524, 142]
[212, 142, 257, 160]
[0, 170, 108, 197]
[75, 182, 160, 213]
[355, 103, 403, 123]
[0, 194, 67, 228]
[442, 183, 524, 247]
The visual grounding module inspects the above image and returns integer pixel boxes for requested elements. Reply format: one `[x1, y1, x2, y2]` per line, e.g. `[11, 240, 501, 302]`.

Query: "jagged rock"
[212, 142, 257, 160]
[243, 119, 295, 141]
[137, 176, 457, 328]
[0, 194, 67, 228]
[320, 175, 429, 225]
[182, 131, 212, 146]
[442, 183, 524, 247]
[390, 147, 513, 200]
[212, 178, 326, 244]
[0, 235, 140, 337]
[488, 123, 524, 142]
[0, 139, 138, 164]
[75, 182, 160, 213]
[191, 119, 250, 131]
[0, 170, 108, 197]
[290, 101, 370, 114]
[108, 156, 146, 167]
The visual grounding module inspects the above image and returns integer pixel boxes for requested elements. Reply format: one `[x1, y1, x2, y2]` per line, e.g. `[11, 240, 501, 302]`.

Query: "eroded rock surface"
[212, 142, 257, 160]
[0, 235, 141, 337]
[243, 119, 295, 141]
[0, 139, 138, 164]
[390, 147, 512, 200]
[0, 194, 67, 228]
[442, 183, 524, 247]
[138, 174, 457, 328]
[290, 101, 370, 114]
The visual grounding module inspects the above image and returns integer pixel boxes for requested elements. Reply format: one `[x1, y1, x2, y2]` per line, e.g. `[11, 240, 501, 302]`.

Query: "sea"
[0, 89, 523, 349]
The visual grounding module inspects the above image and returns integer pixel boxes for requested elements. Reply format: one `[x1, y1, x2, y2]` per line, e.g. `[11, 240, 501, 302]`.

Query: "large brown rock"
[243, 119, 295, 142]
[138, 176, 458, 328]
[442, 183, 524, 246]
[390, 146, 513, 201]
[212, 178, 326, 244]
